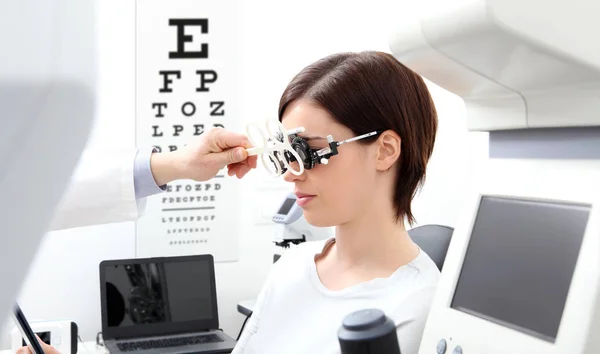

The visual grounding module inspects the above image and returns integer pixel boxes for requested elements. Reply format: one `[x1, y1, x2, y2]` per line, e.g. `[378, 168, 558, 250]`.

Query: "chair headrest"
[408, 224, 454, 271]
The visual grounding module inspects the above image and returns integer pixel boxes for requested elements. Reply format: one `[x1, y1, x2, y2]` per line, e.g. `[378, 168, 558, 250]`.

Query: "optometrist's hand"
[150, 127, 258, 185]
[15, 335, 61, 354]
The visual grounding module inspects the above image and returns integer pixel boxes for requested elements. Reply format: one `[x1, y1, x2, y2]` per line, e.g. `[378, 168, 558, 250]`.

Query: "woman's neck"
[332, 203, 420, 273]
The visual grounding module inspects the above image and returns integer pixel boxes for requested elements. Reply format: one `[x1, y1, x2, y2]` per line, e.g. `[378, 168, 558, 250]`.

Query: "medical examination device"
[246, 119, 379, 176]
[2, 1, 600, 354]
[271, 193, 333, 262]
[338, 308, 401, 354]
[1, 0, 96, 348]
[11, 318, 78, 354]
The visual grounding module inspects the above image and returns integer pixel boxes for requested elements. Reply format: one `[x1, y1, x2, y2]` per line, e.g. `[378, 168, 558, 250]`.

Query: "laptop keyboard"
[116, 334, 223, 351]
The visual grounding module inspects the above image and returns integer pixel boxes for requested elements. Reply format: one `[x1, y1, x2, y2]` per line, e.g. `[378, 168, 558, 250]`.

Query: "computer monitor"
[419, 184, 600, 354]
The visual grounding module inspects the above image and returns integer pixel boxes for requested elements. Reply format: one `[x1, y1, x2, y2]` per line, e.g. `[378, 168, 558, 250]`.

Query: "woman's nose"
[283, 159, 304, 182]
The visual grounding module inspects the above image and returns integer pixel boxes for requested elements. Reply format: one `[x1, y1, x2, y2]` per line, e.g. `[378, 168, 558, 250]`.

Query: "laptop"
[99, 254, 237, 354]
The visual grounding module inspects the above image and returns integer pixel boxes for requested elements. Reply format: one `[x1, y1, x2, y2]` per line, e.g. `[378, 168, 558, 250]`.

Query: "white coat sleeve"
[47, 148, 140, 231]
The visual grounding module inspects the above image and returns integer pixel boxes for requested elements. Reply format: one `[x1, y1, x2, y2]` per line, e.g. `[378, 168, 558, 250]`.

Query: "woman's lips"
[295, 193, 316, 207]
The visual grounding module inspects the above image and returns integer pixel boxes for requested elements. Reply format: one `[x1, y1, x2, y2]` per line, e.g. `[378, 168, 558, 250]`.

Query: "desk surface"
[0, 341, 107, 354]
[2, 302, 259, 354]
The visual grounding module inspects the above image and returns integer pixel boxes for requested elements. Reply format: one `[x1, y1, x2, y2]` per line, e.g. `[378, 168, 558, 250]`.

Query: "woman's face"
[281, 100, 380, 227]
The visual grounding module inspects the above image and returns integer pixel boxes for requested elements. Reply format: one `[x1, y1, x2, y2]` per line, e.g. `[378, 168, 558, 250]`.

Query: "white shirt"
[233, 238, 441, 354]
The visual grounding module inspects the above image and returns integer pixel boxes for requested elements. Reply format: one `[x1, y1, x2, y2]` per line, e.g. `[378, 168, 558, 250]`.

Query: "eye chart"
[135, 0, 242, 261]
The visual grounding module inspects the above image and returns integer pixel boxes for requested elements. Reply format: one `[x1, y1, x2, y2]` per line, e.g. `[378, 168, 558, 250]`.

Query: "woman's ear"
[375, 131, 401, 171]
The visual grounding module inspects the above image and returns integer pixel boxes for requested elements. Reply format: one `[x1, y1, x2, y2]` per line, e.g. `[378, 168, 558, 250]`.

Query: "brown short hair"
[278, 51, 438, 225]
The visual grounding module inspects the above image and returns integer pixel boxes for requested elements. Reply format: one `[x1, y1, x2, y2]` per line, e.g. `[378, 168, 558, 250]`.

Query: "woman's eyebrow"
[299, 134, 327, 141]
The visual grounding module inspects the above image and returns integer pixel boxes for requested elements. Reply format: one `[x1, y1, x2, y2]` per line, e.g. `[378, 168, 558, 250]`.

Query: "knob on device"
[338, 308, 401, 354]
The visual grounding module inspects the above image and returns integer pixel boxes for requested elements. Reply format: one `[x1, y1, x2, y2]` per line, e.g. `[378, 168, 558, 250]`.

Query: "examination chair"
[408, 224, 454, 271]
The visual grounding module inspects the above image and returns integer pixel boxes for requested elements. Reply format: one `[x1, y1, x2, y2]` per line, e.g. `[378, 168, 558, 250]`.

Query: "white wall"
[1, 0, 487, 349]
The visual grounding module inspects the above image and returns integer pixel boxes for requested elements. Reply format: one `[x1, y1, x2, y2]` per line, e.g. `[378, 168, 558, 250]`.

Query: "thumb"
[208, 147, 247, 166]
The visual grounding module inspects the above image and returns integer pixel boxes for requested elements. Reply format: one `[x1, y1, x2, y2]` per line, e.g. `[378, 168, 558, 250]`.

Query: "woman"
[17, 51, 438, 354]
[233, 51, 440, 354]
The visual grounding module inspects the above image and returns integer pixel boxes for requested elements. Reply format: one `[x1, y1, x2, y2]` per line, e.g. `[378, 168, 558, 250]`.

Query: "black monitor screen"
[277, 198, 296, 215]
[451, 196, 590, 342]
[103, 259, 214, 328]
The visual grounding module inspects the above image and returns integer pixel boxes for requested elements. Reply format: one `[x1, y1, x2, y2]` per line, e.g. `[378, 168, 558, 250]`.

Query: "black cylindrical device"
[337, 308, 401, 354]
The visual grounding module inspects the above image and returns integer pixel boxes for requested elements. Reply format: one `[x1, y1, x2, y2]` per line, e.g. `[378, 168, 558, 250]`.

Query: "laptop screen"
[100, 255, 218, 339]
